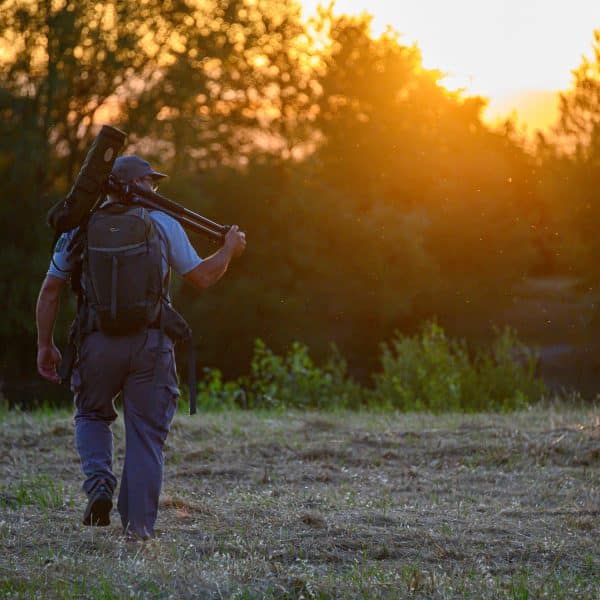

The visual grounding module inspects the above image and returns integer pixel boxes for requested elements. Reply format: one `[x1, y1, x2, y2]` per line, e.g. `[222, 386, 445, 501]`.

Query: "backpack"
[59, 201, 198, 414]
[82, 203, 164, 335]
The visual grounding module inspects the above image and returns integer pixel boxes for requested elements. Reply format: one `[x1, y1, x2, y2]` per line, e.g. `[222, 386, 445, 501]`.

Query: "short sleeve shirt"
[47, 211, 202, 286]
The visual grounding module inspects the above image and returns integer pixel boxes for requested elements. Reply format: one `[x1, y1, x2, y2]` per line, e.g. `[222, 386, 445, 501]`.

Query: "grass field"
[1, 404, 598, 598]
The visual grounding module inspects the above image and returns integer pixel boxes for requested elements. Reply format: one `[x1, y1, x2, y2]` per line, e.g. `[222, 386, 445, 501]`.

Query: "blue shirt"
[47, 210, 202, 286]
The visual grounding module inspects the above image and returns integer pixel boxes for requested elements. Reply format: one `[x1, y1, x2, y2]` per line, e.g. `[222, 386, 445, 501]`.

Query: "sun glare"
[301, 0, 600, 131]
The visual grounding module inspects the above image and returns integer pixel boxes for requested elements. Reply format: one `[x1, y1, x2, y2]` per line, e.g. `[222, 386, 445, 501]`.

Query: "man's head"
[111, 156, 167, 191]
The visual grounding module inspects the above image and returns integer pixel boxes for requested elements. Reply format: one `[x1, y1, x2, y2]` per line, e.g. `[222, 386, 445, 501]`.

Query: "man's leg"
[73, 332, 128, 522]
[118, 330, 178, 539]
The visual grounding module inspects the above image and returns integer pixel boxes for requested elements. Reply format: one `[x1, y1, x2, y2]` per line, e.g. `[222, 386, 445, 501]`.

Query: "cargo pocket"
[148, 331, 179, 387]
[150, 341, 180, 394]
[149, 377, 179, 438]
[130, 330, 180, 430]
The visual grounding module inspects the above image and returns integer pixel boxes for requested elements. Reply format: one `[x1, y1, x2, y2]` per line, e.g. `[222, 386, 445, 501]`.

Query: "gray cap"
[111, 155, 167, 183]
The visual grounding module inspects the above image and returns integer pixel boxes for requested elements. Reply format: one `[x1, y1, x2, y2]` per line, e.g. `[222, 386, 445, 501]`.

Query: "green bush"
[371, 322, 544, 412]
[187, 323, 544, 413]
[243, 339, 364, 410]
[371, 322, 469, 412]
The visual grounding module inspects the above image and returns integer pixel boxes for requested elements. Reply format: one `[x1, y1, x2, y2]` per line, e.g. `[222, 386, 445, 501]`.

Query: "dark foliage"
[1, 2, 597, 404]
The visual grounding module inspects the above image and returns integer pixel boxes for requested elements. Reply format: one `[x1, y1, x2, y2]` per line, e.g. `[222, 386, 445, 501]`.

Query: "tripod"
[105, 175, 230, 243]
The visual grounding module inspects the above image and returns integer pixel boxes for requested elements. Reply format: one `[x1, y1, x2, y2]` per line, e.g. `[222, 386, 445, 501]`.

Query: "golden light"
[300, 0, 600, 131]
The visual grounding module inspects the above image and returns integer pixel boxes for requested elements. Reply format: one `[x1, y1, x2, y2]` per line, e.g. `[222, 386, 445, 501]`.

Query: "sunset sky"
[301, 0, 600, 132]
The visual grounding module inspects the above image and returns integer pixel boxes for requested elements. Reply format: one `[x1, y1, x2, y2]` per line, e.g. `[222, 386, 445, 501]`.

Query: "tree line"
[1, 0, 599, 404]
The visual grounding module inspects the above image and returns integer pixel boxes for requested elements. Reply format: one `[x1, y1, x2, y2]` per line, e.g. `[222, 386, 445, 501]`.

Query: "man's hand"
[183, 225, 247, 290]
[37, 343, 62, 383]
[225, 225, 246, 258]
[36, 275, 65, 383]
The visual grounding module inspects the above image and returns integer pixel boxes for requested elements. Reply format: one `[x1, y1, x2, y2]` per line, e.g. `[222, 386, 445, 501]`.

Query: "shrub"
[180, 368, 244, 413]
[240, 339, 363, 410]
[371, 322, 544, 412]
[184, 324, 544, 413]
[468, 327, 544, 411]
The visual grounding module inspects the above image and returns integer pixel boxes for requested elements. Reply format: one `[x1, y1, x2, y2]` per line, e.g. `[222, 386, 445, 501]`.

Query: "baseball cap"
[111, 155, 167, 183]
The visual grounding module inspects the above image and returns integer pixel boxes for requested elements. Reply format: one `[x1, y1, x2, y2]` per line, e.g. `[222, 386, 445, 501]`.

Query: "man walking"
[36, 155, 246, 540]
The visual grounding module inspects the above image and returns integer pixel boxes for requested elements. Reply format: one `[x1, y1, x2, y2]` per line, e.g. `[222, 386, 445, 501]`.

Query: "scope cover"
[47, 125, 127, 234]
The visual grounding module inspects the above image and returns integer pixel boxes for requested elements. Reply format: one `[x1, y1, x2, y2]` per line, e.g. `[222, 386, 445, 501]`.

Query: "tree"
[176, 12, 542, 378]
[0, 0, 318, 396]
[557, 30, 600, 162]
[306, 12, 538, 339]
[122, 0, 317, 173]
[536, 30, 600, 280]
[0, 0, 185, 386]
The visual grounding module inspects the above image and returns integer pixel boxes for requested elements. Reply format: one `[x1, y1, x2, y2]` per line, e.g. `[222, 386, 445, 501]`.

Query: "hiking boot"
[82, 481, 113, 526]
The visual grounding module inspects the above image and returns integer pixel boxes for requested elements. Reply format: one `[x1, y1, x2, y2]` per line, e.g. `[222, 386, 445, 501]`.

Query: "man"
[36, 155, 246, 540]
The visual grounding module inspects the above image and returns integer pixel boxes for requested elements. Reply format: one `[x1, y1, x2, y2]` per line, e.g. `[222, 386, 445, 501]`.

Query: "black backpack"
[82, 203, 163, 335]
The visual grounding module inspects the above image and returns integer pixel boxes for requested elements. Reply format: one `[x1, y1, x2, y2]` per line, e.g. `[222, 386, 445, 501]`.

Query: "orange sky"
[301, 0, 600, 133]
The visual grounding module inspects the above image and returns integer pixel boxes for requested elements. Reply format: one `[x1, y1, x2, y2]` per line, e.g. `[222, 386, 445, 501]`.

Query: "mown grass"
[0, 403, 598, 598]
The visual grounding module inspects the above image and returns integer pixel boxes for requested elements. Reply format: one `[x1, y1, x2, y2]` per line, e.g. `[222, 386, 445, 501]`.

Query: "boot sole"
[83, 496, 113, 526]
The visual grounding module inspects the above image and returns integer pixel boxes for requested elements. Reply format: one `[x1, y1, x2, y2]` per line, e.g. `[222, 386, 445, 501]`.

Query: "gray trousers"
[71, 329, 179, 538]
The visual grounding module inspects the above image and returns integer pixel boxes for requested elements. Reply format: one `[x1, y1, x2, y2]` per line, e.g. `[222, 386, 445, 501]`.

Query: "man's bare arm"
[183, 225, 246, 290]
[36, 275, 66, 382]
